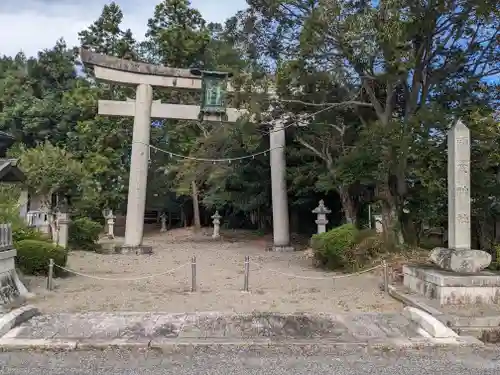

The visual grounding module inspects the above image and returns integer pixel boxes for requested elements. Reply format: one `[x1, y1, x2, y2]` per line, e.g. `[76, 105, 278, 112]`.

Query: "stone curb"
[388, 285, 500, 341]
[403, 306, 458, 338]
[0, 335, 483, 353]
[0, 305, 40, 338]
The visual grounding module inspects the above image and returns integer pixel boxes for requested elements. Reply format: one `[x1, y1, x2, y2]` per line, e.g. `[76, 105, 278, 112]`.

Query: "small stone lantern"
[160, 212, 167, 232]
[211, 211, 222, 239]
[102, 209, 116, 239]
[312, 200, 331, 234]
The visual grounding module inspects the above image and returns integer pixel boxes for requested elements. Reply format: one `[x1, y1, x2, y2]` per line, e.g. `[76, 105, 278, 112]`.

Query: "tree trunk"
[191, 181, 201, 231]
[378, 183, 404, 246]
[339, 186, 357, 226]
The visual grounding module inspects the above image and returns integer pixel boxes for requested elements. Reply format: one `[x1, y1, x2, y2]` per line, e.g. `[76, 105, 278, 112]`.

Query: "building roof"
[0, 159, 26, 182]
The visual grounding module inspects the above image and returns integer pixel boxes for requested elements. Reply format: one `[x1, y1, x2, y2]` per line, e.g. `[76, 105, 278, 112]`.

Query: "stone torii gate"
[80, 49, 292, 253]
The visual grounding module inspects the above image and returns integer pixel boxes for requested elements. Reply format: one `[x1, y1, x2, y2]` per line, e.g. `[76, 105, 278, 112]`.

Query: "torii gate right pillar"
[270, 121, 293, 251]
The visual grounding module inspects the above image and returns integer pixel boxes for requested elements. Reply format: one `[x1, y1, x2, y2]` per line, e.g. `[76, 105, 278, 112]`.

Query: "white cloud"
[0, 0, 246, 58]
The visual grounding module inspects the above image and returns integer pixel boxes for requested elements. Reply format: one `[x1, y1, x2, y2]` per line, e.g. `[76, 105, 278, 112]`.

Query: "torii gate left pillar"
[124, 83, 153, 252]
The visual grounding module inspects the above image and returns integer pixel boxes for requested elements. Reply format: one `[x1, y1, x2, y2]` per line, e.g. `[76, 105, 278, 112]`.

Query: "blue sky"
[0, 0, 247, 57]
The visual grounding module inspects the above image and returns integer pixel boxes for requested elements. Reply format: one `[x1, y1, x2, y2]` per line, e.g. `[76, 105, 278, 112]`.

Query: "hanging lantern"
[190, 68, 232, 121]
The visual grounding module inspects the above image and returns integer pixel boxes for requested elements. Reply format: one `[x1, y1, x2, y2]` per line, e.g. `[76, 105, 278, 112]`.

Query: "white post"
[56, 211, 70, 249]
[270, 121, 291, 250]
[124, 84, 153, 248]
[312, 200, 331, 234]
[18, 189, 29, 220]
[373, 214, 383, 233]
[212, 211, 221, 239]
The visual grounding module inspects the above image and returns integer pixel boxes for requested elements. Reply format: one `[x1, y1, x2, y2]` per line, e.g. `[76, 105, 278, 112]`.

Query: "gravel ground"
[22, 229, 401, 314]
[2, 347, 500, 375]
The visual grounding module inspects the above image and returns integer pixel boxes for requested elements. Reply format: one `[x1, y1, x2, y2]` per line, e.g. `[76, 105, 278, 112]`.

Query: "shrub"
[69, 217, 102, 251]
[311, 226, 390, 272]
[13, 225, 51, 244]
[15, 239, 68, 276]
[310, 224, 358, 270]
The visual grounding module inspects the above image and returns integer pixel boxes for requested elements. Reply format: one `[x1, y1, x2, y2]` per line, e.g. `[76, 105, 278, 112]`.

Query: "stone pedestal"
[0, 225, 30, 310]
[403, 265, 500, 305]
[114, 245, 153, 255]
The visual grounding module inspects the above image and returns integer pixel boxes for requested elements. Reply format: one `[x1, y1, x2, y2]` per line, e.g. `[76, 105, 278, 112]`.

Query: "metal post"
[191, 256, 197, 292]
[383, 260, 389, 293]
[47, 258, 54, 291]
[244, 256, 250, 292]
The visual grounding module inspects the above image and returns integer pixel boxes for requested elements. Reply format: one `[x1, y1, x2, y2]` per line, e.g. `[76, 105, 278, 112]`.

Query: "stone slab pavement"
[0, 311, 482, 352]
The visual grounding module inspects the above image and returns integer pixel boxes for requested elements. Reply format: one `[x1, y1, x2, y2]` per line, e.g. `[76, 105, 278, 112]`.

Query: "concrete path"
[0, 311, 480, 351]
[2, 346, 500, 375]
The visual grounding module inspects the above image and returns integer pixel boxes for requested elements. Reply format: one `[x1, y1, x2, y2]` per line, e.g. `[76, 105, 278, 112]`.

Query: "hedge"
[15, 239, 68, 276]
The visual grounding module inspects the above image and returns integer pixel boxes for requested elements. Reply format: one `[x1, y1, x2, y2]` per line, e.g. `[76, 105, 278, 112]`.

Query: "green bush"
[13, 225, 51, 244]
[69, 217, 102, 251]
[15, 239, 68, 276]
[310, 224, 358, 270]
[311, 225, 389, 272]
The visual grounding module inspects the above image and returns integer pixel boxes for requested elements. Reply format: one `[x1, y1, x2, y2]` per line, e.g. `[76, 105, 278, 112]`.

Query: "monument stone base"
[0, 250, 31, 311]
[403, 265, 500, 305]
[114, 245, 153, 255]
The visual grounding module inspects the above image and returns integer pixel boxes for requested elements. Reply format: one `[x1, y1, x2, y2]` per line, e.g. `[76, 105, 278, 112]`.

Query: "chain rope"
[52, 262, 189, 281]
[249, 262, 383, 280]
[50, 259, 384, 282]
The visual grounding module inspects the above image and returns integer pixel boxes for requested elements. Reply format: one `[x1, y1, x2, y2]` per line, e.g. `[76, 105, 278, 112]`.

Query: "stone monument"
[211, 211, 222, 239]
[403, 120, 498, 305]
[312, 200, 330, 234]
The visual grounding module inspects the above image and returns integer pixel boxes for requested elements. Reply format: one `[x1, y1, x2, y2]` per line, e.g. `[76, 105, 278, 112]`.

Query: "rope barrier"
[249, 261, 383, 280]
[52, 262, 189, 281]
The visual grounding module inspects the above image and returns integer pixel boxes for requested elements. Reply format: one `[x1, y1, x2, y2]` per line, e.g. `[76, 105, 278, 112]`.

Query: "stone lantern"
[211, 211, 222, 239]
[159, 212, 167, 232]
[102, 209, 116, 239]
[312, 200, 331, 234]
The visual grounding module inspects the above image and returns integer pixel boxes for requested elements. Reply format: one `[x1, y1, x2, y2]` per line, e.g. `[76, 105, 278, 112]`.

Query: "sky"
[0, 0, 248, 58]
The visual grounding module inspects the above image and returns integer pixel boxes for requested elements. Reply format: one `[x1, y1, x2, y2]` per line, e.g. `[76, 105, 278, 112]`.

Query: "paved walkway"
[2, 347, 500, 375]
[0, 312, 422, 348]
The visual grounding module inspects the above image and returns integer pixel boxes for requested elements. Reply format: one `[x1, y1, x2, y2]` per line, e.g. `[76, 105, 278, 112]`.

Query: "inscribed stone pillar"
[124, 83, 153, 249]
[270, 120, 292, 250]
[429, 120, 491, 273]
[447, 120, 470, 250]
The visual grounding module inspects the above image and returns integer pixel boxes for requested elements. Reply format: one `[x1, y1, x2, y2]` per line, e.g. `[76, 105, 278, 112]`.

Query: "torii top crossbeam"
[80, 48, 238, 92]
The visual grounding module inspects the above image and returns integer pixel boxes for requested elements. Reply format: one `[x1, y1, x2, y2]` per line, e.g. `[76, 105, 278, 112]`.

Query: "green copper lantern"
[190, 68, 232, 120]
